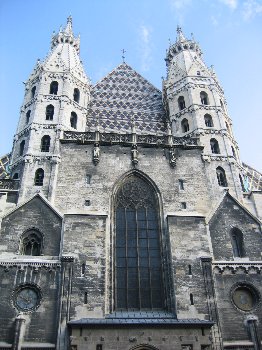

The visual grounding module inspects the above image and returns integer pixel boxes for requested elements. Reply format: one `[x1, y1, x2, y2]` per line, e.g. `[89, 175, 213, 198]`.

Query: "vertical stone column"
[12, 314, 26, 350]
[201, 257, 223, 350]
[246, 315, 261, 350]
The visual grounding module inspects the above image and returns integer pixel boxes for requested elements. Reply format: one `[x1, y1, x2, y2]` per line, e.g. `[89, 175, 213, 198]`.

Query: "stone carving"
[131, 144, 138, 165]
[0, 179, 19, 190]
[93, 143, 100, 165]
[169, 148, 177, 167]
[213, 262, 262, 275]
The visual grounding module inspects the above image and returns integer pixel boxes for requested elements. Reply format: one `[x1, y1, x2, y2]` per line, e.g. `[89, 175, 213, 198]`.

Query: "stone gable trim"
[2, 193, 63, 220]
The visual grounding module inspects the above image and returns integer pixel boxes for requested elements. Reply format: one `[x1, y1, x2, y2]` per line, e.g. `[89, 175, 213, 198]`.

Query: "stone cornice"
[213, 261, 262, 275]
[0, 259, 61, 270]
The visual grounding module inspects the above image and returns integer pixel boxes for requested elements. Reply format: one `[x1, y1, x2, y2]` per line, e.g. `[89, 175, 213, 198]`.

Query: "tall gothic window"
[19, 140, 25, 156]
[231, 228, 245, 258]
[114, 175, 164, 310]
[26, 110, 31, 124]
[21, 230, 42, 256]
[49, 81, 58, 95]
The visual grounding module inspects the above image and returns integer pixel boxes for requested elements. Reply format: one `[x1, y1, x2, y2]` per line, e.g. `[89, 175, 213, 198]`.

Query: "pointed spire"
[64, 15, 73, 36]
[50, 16, 80, 54]
[176, 26, 186, 42]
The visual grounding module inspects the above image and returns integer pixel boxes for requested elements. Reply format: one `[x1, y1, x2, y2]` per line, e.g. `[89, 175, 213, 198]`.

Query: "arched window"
[49, 81, 58, 95]
[210, 138, 220, 154]
[21, 230, 42, 256]
[200, 91, 209, 105]
[73, 88, 80, 103]
[46, 105, 54, 120]
[181, 118, 189, 133]
[178, 96, 186, 110]
[19, 140, 25, 156]
[26, 110, 31, 124]
[231, 228, 245, 257]
[231, 146, 236, 158]
[34, 168, 44, 186]
[41, 135, 50, 152]
[204, 114, 213, 127]
[216, 167, 227, 187]
[70, 112, 77, 129]
[115, 175, 164, 310]
[31, 86, 36, 98]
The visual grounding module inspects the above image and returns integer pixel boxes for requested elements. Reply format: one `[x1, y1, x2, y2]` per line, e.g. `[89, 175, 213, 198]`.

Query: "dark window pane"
[139, 248, 148, 258]
[149, 239, 159, 248]
[138, 229, 147, 238]
[116, 248, 126, 258]
[137, 209, 146, 221]
[117, 258, 126, 267]
[127, 248, 137, 257]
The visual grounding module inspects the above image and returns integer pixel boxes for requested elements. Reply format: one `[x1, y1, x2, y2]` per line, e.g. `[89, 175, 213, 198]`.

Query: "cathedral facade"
[0, 17, 261, 350]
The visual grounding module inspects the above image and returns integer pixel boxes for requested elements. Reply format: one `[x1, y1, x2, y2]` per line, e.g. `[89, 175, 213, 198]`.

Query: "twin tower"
[11, 17, 245, 206]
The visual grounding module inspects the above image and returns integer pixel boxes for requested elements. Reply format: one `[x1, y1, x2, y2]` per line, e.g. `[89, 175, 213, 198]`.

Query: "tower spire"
[176, 26, 186, 42]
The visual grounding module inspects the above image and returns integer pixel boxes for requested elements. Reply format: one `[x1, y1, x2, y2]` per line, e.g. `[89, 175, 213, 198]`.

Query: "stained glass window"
[115, 175, 164, 310]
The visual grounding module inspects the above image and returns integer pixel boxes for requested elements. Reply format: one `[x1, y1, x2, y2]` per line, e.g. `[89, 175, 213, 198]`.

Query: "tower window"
[204, 114, 213, 127]
[231, 146, 236, 158]
[216, 167, 227, 187]
[181, 202, 187, 209]
[115, 175, 164, 310]
[231, 228, 245, 257]
[220, 99, 225, 112]
[178, 96, 186, 110]
[181, 118, 189, 133]
[21, 230, 42, 256]
[19, 140, 25, 156]
[190, 293, 194, 305]
[26, 110, 31, 124]
[31, 86, 36, 98]
[210, 138, 220, 154]
[70, 112, 77, 129]
[73, 88, 80, 103]
[34, 168, 44, 186]
[41, 135, 51, 152]
[13, 173, 19, 179]
[178, 179, 184, 190]
[200, 91, 209, 105]
[49, 81, 58, 95]
[46, 105, 54, 120]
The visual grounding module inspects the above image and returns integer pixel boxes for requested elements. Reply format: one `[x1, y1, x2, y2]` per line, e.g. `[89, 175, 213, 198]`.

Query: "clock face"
[15, 286, 40, 311]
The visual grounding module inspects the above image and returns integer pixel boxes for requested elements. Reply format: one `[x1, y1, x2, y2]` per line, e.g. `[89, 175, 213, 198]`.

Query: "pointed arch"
[113, 171, 166, 311]
[200, 91, 209, 105]
[34, 168, 44, 186]
[216, 166, 227, 187]
[20, 229, 43, 256]
[210, 138, 220, 154]
[41, 135, 51, 152]
[181, 118, 189, 133]
[178, 96, 186, 110]
[230, 228, 245, 258]
[70, 112, 77, 129]
[204, 114, 213, 127]
[49, 81, 58, 95]
[46, 104, 54, 120]
[73, 88, 80, 103]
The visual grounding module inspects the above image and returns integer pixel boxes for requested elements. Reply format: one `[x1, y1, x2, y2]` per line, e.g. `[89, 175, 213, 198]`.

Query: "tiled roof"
[87, 63, 167, 134]
[0, 153, 11, 179]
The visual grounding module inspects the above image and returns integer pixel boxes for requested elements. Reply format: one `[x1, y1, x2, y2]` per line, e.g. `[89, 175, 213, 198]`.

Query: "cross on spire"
[122, 49, 126, 63]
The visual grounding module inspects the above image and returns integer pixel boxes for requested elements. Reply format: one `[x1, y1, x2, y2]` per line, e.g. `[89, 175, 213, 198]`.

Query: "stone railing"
[0, 179, 19, 190]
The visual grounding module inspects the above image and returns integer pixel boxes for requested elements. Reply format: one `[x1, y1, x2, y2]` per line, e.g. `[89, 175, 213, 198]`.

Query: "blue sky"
[0, 0, 261, 171]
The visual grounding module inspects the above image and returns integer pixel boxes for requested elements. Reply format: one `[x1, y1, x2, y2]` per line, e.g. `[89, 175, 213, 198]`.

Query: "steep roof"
[87, 63, 167, 134]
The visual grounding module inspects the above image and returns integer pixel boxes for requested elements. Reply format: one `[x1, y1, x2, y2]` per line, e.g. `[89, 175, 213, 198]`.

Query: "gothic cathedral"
[0, 17, 261, 350]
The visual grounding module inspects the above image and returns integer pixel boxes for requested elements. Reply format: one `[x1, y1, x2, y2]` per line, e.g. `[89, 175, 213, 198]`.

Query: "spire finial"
[122, 49, 126, 63]
[67, 15, 72, 25]
[176, 25, 186, 42]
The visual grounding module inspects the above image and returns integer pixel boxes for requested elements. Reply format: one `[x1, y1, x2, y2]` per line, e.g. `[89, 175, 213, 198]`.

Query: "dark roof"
[87, 63, 167, 134]
[68, 313, 214, 328]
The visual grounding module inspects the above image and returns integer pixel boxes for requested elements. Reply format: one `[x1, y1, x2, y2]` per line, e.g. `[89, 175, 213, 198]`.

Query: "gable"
[87, 63, 167, 134]
[0, 196, 62, 256]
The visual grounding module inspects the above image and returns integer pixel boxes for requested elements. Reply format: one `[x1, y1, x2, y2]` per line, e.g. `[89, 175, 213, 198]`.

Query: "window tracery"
[115, 175, 164, 311]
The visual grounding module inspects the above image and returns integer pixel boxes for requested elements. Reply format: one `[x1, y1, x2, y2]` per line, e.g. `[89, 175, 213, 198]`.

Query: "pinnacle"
[176, 26, 186, 42]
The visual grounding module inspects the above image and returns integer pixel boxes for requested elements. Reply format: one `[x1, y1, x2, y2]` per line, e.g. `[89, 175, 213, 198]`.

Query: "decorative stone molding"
[0, 179, 19, 190]
[213, 262, 262, 275]
[0, 260, 61, 271]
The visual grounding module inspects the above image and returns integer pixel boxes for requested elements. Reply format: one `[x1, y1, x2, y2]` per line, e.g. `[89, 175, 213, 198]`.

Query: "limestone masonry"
[0, 17, 261, 350]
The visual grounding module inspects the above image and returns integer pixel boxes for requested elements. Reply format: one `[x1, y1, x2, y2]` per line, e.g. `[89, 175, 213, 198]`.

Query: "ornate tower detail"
[10, 17, 90, 202]
[163, 27, 245, 198]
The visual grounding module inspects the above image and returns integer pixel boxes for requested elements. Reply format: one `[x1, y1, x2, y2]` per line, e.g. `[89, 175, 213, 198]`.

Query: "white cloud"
[139, 25, 152, 72]
[169, 0, 192, 10]
[219, 0, 238, 10]
[242, 0, 262, 20]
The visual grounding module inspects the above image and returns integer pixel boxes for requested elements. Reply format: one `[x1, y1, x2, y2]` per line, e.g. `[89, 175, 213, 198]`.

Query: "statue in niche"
[93, 143, 100, 165]
[131, 144, 138, 165]
[169, 148, 177, 167]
